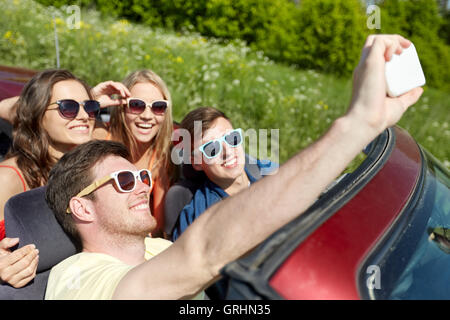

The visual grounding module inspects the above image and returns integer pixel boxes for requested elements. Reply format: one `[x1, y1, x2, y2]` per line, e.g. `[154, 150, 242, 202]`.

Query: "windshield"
[371, 149, 450, 299]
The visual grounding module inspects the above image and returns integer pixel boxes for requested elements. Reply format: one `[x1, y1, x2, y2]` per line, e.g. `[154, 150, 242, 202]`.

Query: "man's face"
[193, 117, 246, 187]
[88, 155, 156, 237]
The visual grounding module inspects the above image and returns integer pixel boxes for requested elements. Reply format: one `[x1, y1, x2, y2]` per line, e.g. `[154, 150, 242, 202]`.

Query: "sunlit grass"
[0, 0, 448, 170]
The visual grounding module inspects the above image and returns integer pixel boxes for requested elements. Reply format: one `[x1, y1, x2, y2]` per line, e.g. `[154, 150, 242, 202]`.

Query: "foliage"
[1, 0, 449, 169]
[34, 0, 450, 91]
[378, 0, 450, 92]
[287, 0, 370, 76]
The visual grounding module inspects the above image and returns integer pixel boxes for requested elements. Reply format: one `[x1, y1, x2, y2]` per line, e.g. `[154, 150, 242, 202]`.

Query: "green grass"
[1, 0, 449, 170]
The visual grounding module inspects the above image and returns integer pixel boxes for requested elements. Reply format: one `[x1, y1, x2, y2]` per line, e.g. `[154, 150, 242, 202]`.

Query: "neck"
[133, 143, 153, 169]
[48, 143, 71, 161]
[82, 231, 146, 266]
[215, 171, 250, 196]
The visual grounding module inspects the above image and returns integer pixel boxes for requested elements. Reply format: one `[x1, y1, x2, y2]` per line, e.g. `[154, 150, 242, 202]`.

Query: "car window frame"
[357, 144, 449, 300]
[222, 127, 396, 299]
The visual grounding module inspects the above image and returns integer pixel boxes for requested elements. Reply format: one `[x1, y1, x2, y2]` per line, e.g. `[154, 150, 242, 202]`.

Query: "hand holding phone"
[385, 43, 426, 97]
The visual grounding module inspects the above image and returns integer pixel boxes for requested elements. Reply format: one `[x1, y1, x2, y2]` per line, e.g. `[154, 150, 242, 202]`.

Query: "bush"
[33, 0, 450, 91]
[378, 0, 450, 91]
[287, 0, 370, 76]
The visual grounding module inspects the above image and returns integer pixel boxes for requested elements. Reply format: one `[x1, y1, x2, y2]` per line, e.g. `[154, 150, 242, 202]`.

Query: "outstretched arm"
[113, 35, 423, 299]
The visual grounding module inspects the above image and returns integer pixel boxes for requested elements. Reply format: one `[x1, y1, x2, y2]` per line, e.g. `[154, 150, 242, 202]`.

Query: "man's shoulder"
[45, 252, 132, 300]
[144, 237, 172, 259]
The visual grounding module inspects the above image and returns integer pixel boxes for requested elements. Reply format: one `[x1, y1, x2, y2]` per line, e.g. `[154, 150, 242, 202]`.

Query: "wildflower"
[54, 17, 65, 26]
[444, 160, 450, 169]
[3, 31, 12, 40]
[79, 21, 91, 29]
[175, 56, 184, 63]
[145, 54, 150, 61]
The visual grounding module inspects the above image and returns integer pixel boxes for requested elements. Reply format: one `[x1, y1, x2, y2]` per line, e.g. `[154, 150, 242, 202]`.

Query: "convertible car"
[0, 65, 36, 160]
[0, 65, 448, 300]
[222, 125, 450, 300]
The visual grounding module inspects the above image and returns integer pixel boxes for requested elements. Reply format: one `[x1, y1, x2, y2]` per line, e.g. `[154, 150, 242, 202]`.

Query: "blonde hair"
[109, 69, 174, 180]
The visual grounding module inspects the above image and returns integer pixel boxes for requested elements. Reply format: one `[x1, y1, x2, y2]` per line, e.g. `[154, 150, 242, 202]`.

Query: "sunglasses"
[126, 98, 168, 115]
[67, 169, 152, 213]
[48, 99, 100, 119]
[198, 128, 243, 159]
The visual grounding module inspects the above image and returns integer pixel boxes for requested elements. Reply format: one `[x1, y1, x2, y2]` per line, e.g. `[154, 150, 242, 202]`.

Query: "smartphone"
[385, 43, 426, 97]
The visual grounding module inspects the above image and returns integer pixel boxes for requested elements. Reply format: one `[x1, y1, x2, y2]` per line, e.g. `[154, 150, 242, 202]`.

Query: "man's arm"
[113, 35, 423, 299]
[0, 96, 19, 123]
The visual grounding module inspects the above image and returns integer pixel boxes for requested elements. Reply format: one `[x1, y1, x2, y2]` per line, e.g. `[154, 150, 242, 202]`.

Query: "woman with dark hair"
[0, 69, 100, 239]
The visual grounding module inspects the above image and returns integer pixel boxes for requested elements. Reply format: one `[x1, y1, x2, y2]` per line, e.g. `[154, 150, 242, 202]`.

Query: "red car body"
[269, 126, 421, 299]
[0, 65, 36, 100]
[223, 124, 449, 300]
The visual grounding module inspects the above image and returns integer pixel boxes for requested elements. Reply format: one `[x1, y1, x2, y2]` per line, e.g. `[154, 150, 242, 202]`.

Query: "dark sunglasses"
[66, 169, 152, 213]
[198, 128, 243, 159]
[48, 99, 100, 119]
[126, 98, 168, 115]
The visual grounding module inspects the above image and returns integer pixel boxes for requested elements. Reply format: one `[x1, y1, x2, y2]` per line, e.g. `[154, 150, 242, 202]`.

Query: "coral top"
[0, 165, 27, 240]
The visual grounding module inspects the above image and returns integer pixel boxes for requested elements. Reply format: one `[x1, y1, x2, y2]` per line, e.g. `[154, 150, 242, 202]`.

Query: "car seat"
[0, 118, 12, 161]
[0, 186, 77, 299]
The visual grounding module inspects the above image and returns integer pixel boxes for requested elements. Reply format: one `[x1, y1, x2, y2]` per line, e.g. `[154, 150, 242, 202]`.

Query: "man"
[44, 34, 423, 299]
[171, 106, 277, 241]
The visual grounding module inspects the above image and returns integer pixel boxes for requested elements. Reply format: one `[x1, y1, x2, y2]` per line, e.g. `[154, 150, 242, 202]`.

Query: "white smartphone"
[385, 43, 426, 97]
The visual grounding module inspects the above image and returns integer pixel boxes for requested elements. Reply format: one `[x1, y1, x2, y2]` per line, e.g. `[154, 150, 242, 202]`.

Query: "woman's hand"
[91, 81, 131, 108]
[0, 237, 39, 288]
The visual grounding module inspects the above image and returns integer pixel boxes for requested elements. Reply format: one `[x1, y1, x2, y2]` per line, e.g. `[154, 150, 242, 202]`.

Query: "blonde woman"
[92, 70, 177, 238]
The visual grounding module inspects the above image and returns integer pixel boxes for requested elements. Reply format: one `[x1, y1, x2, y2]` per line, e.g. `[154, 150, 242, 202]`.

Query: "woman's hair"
[109, 69, 175, 180]
[7, 69, 92, 189]
[179, 106, 230, 150]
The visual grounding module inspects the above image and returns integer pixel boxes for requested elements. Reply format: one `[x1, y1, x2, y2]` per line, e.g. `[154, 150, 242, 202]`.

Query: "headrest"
[0, 118, 12, 140]
[4, 186, 77, 273]
[0, 270, 50, 300]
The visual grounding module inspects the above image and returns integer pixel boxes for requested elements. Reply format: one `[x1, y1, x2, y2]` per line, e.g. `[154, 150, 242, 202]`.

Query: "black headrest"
[4, 186, 77, 272]
[0, 270, 51, 300]
[0, 118, 12, 140]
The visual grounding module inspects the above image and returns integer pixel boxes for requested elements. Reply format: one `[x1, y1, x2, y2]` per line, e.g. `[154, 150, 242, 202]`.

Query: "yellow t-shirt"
[45, 237, 173, 300]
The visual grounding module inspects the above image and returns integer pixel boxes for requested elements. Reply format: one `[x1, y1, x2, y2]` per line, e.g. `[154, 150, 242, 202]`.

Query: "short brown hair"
[179, 106, 230, 150]
[46, 140, 130, 249]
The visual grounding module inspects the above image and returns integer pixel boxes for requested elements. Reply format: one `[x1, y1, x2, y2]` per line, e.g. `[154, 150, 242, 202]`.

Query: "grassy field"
[1, 0, 449, 170]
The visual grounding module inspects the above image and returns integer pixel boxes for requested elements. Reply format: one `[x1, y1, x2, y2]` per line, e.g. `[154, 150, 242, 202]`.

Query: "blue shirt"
[172, 159, 276, 241]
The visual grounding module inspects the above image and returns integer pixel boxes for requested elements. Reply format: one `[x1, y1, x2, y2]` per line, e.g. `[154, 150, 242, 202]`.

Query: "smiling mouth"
[129, 195, 150, 210]
[132, 203, 149, 210]
[222, 157, 238, 168]
[69, 125, 89, 132]
[136, 123, 153, 129]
